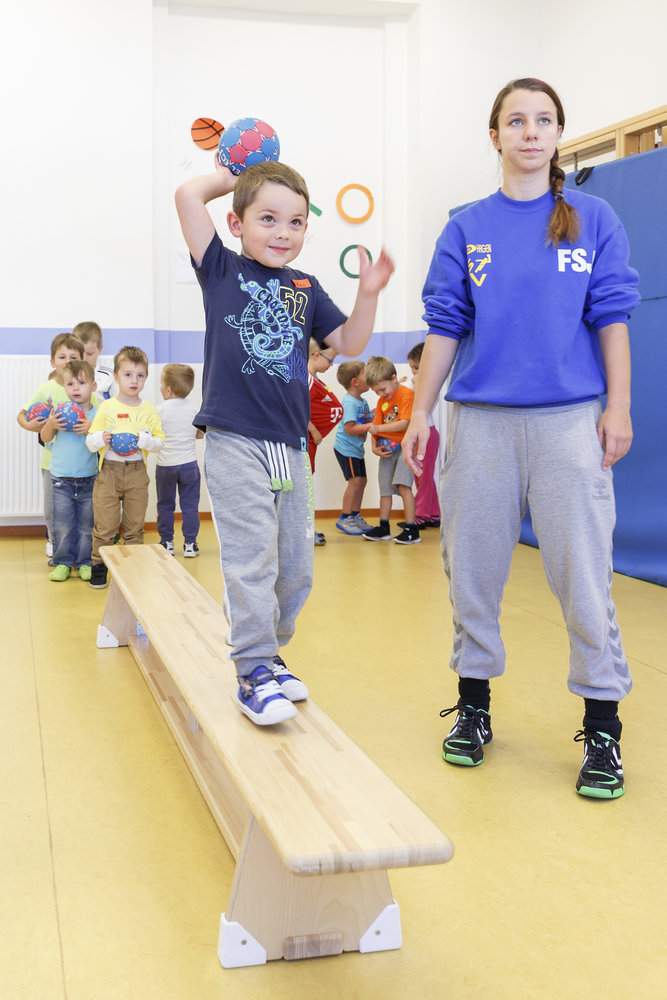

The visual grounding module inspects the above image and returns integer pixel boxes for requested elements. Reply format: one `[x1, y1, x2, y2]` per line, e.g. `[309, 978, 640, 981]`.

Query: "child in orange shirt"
[363, 355, 419, 545]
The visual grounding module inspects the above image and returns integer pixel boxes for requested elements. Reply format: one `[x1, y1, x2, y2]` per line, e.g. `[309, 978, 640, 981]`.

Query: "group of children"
[18, 324, 203, 587]
[307, 340, 441, 546]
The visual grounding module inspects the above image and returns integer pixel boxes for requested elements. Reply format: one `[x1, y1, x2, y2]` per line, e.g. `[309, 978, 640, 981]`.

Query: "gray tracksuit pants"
[204, 430, 314, 677]
[440, 401, 632, 702]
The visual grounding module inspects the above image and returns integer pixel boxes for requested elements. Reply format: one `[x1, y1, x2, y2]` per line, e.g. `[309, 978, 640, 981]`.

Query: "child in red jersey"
[307, 339, 342, 544]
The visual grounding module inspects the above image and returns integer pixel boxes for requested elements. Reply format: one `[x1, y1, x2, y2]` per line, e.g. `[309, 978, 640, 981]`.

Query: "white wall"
[0, 0, 154, 328]
[154, 3, 413, 335]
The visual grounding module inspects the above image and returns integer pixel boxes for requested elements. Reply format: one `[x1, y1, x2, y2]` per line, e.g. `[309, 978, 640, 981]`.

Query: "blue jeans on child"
[51, 474, 96, 567]
[156, 460, 201, 544]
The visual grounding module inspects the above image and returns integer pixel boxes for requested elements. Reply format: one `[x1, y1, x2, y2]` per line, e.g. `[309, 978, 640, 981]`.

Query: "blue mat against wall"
[519, 148, 667, 586]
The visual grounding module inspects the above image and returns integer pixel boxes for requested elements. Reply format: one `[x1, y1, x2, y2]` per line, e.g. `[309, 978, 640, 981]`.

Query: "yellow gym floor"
[3, 519, 666, 999]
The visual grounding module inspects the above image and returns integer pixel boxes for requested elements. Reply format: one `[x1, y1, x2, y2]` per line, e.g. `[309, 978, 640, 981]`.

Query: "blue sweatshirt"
[422, 188, 640, 407]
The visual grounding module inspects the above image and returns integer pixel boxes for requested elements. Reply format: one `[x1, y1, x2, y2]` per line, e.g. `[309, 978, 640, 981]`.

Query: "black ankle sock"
[457, 677, 491, 712]
[583, 699, 622, 741]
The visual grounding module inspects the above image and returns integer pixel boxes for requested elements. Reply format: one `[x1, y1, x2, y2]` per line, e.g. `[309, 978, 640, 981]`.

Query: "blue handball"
[110, 431, 139, 456]
[378, 436, 401, 453]
[53, 401, 86, 430]
[217, 117, 280, 175]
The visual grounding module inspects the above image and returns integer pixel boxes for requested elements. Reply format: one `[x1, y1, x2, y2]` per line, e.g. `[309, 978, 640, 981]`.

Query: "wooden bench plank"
[98, 543, 453, 965]
[100, 544, 453, 877]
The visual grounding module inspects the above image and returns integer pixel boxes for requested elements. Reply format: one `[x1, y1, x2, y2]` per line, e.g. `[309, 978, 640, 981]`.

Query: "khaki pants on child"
[91, 459, 149, 564]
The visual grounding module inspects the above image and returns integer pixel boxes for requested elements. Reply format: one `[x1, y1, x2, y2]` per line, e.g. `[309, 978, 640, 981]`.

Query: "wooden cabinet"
[559, 105, 667, 170]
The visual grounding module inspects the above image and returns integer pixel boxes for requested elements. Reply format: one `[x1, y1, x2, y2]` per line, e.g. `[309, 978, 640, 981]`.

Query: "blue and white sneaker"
[336, 514, 365, 535]
[351, 513, 372, 532]
[237, 666, 297, 725]
[271, 655, 308, 701]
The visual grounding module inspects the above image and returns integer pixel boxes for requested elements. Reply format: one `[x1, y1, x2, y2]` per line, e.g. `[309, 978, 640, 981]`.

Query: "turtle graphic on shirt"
[227, 274, 306, 384]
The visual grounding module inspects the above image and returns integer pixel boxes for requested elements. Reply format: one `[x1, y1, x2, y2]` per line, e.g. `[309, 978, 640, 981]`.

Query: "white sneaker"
[160, 540, 174, 555]
[45, 541, 53, 558]
[271, 655, 308, 701]
[184, 542, 199, 558]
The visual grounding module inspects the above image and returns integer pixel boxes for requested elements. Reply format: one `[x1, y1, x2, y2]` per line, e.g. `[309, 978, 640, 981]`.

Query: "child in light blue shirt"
[333, 360, 372, 535]
[39, 360, 98, 582]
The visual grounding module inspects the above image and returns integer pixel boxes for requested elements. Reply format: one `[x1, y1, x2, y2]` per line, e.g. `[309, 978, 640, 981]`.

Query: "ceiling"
[168, 0, 416, 20]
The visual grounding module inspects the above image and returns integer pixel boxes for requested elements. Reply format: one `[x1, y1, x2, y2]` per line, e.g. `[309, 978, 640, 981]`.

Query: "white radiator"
[1, 355, 51, 521]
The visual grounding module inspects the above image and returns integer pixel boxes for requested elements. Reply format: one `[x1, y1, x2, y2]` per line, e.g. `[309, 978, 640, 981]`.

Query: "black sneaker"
[362, 524, 391, 541]
[440, 704, 492, 766]
[574, 730, 625, 799]
[394, 525, 421, 545]
[89, 563, 108, 590]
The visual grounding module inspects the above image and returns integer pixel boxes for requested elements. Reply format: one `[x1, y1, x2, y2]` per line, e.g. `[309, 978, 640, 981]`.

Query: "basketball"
[26, 402, 52, 422]
[110, 432, 139, 456]
[53, 401, 86, 430]
[217, 117, 280, 175]
[191, 117, 224, 151]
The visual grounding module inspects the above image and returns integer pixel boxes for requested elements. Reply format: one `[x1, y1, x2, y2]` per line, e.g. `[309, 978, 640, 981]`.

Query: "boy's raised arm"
[174, 158, 236, 267]
[325, 248, 394, 358]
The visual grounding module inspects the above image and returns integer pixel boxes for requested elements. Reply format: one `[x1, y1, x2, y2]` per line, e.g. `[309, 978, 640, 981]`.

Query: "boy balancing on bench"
[175, 158, 394, 726]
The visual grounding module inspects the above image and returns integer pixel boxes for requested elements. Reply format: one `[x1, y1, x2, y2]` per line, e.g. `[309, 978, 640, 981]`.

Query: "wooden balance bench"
[96, 544, 454, 968]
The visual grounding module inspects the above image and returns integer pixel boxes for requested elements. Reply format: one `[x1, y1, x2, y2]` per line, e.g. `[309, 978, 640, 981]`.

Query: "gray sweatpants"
[204, 430, 314, 677]
[440, 402, 632, 702]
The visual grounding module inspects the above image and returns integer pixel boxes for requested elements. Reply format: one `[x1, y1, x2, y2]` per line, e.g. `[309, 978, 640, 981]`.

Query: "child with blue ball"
[38, 360, 98, 582]
[86, 346, 165, 589]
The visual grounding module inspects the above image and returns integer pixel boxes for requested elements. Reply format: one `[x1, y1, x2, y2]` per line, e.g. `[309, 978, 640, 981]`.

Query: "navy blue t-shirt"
[194, 235, 347, 450]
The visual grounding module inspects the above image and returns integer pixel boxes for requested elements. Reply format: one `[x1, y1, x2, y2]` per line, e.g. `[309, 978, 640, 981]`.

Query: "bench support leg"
[219, 817, 401, 967]
[97, 578, 137, 648]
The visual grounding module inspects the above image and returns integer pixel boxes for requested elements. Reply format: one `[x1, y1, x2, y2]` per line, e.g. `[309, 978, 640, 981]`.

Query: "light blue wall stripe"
[0, 328, 427, 365]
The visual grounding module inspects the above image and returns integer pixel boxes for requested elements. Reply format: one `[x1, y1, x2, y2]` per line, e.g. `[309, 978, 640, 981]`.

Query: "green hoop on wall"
[340, 244, 373, 278]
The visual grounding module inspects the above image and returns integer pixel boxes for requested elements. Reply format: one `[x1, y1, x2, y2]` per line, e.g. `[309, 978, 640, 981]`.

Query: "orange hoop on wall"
[336, 184, 374, 224]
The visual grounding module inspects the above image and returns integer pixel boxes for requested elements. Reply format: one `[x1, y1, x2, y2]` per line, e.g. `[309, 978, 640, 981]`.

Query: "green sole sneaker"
[574, 730, 625, 799]
[576, 783, 625, 800]
[441, 748, 485, 767]
[440, 704, 492, 766]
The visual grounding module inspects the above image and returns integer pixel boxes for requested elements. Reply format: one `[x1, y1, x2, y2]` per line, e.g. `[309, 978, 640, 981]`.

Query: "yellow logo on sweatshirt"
[466, 244, 492, 286]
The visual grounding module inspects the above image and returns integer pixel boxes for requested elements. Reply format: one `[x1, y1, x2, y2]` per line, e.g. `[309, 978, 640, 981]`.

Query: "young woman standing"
[404, 78, 640, 799]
